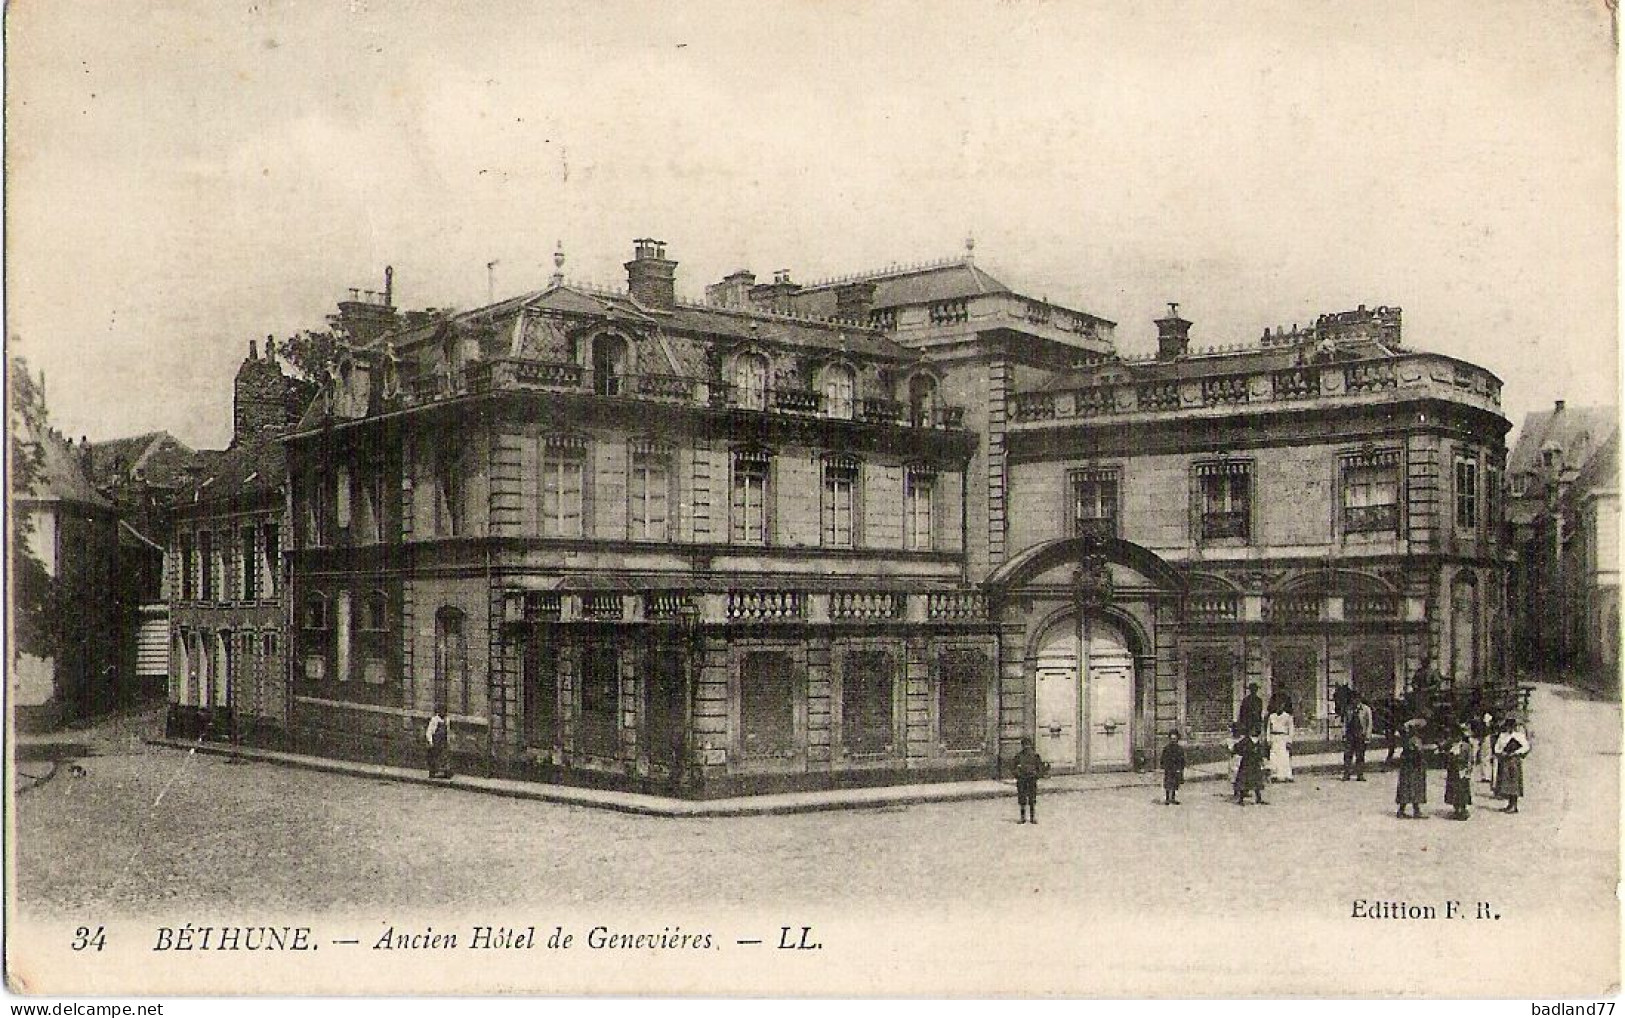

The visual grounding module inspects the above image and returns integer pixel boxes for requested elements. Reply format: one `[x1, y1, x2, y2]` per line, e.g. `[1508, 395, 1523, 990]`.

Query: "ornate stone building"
[272, 239, 1511, 793]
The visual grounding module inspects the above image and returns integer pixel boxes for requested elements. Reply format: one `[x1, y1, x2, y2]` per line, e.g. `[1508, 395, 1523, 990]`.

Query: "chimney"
[1555, 399, 1566, 413]
[625, 238, 678, 309]
[835, 280, 878, 321]
[705, 270, 756, 309]
[249, 338, 259, 361]
[748, 269, 802, 314]
[1155, 302, 1192, 360]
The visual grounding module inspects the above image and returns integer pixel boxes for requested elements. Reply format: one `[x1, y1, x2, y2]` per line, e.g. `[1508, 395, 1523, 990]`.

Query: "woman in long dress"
[1266, 706, 1295, 782]
[1493, 717, 1530, 814]
[1444, 724, 1474, 820]
[1395, 724, 1429, 819]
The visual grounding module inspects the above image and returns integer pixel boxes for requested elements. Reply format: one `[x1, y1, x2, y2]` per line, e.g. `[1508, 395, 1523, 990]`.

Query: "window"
[1341, 449, 1401, 534]
[734, 354, 768, 411]
[1510, 472, 1530, 498]
[435, 446, 466, 537]
[841, 650, 896, 755]
[732, 449, 771, 545]
[1455, 457, 1479, 531]
[1486, 466, 1502, 537]
[938, 649, 989, 750]
[740, 651, 796, 757]
[578, 645, 620, 757]
[591, 335, 627, 397]
[907, 374, 937, 427]
[260, 523, 279, 597]
[199, 532, 214, 601]
[823, 365, 855, 420]
[303, 471, 329, 547]
[180, 534, 196, 601]
[240, 526, 258, 601]
[628, 444, 670, 541]
[303, 594, 328, 630]
[1186, 646, 1238, 735]
[357, 463, 384, 544]
[364, 590, 388, 631]
[334, 591, 352, 683]
[433, 607, 467, 714]
[1070, 468, 1120, 538]
[220, 537, 236, 603]
[335, 465, 352, 531]
[905, 468, 935, 551]
[1196, 462, 1251, 540]
[262, 632, 278, 658]
[541, 438, 586, 538]
[822, 457, 858, 548]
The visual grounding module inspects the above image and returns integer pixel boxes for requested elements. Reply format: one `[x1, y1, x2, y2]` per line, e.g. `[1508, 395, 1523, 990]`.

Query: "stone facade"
[273, 241, 1512, 794]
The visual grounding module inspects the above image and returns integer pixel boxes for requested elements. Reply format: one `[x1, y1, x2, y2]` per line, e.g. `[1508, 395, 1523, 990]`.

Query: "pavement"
[144, 732, 1382, 817]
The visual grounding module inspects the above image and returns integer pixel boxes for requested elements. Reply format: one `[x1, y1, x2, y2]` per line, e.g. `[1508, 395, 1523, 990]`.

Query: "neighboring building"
[276, 238, 1513, 793]
[163, 341, 308, 742]
[88, 430, 199, 699]
[11, 411, 125, 730]
[1508, 401, 1619, 681]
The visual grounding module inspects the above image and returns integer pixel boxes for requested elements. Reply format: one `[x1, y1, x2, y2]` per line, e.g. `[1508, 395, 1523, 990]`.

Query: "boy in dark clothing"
[1013, 737, 1045, 824]
[1160, 731, 1186, 805]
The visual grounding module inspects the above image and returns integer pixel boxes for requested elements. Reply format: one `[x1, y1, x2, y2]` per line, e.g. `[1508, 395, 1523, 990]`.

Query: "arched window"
[822, 364, 856, 420]
[365, 590, 389, 631]
[592, 335, 628, 396]
[908, 374, 937, 427]
[435, 607, 469, 715]
[734, 354, 768, 411]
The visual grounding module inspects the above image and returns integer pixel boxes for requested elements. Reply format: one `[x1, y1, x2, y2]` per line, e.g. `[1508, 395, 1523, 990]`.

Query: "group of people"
[1012, 678, 1533, 823]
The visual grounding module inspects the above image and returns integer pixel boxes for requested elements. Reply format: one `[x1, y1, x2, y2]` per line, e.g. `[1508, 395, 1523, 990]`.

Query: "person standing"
[1238, 683, 1265, 736]
[1394, 722, 1428, 819]
[1233, 726, 1268, 806]
[1266, 702, 1295, 782]
[1474, 710, 1497, 783]
[1013, 736, 1046, 825]
[1160, 730, 1186, 806]
[1493, 717, 1530, 814]
[426, 710, 451, 780]
[1343, 692, 1374, 781]
[1444, 724, 1474, 820]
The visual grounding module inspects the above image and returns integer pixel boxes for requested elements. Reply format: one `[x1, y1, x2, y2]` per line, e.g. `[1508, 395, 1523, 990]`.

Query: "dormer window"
[591, 335, 627, 397]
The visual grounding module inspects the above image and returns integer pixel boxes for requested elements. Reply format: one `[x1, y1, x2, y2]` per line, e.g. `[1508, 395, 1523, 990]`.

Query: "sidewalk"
[145, 736, 1393, 817]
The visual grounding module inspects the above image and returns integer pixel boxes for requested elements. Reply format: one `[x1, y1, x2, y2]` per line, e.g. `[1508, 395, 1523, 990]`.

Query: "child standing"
[1013, 737, 1046, 824]
[1160, 731, 1186, 805]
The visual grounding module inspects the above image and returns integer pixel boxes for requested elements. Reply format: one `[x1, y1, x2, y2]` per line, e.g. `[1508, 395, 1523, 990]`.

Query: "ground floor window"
[524, 634, 557, 750]
[740, 651, 796, 758]
[937, 648, 989, 750]
[1269, 645, 1319, 725]
[1350, 641, 1396, 704]
[1186, 646, 1237, 735]
[578, 644, 620, 757]
[840, 651, 896, 755]
[643, 642, 686, 768]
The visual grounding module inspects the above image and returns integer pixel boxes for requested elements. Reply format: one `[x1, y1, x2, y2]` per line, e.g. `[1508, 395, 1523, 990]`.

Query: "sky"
[6, 0, 1618, 450]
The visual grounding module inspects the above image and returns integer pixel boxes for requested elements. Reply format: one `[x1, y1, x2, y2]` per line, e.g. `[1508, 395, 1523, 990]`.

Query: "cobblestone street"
[11, 682, 1618, 996]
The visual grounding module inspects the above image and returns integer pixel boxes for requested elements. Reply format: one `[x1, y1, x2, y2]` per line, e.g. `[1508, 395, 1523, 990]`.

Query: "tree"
[275, 329, 343, 383]
[10, 355, 62, 661]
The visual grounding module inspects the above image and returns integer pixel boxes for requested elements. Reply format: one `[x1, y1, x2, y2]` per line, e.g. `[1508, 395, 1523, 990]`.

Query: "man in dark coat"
[1343, 692, 1374, 781]
[1013, 737, 1046, 824]
[1238, 683, 1265, 735]
[1160, 730, 1186, 805]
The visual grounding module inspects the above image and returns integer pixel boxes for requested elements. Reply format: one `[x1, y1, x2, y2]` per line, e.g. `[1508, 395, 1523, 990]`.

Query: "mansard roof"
[1508, 403, 1618, 479]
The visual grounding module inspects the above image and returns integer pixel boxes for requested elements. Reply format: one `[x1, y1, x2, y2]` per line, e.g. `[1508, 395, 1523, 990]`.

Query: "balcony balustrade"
[1345, 594, 1400, 620]
[728, 590, 805, 621]
[1011, 353, 1502, 427]
[1186, 593, 1240, 623]
[1264, 594, 1322, 623]
[1342, 503, 1400, 534]
[926, 591, 987, 621]
[829, 591, 905, 620]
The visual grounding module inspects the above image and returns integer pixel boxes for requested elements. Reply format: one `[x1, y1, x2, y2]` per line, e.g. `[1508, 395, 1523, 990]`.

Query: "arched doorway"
[1033, 613, 1137, 772]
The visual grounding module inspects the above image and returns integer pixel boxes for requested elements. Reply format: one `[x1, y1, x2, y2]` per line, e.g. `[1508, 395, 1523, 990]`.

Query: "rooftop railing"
[1010, 353, 1502, 426]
